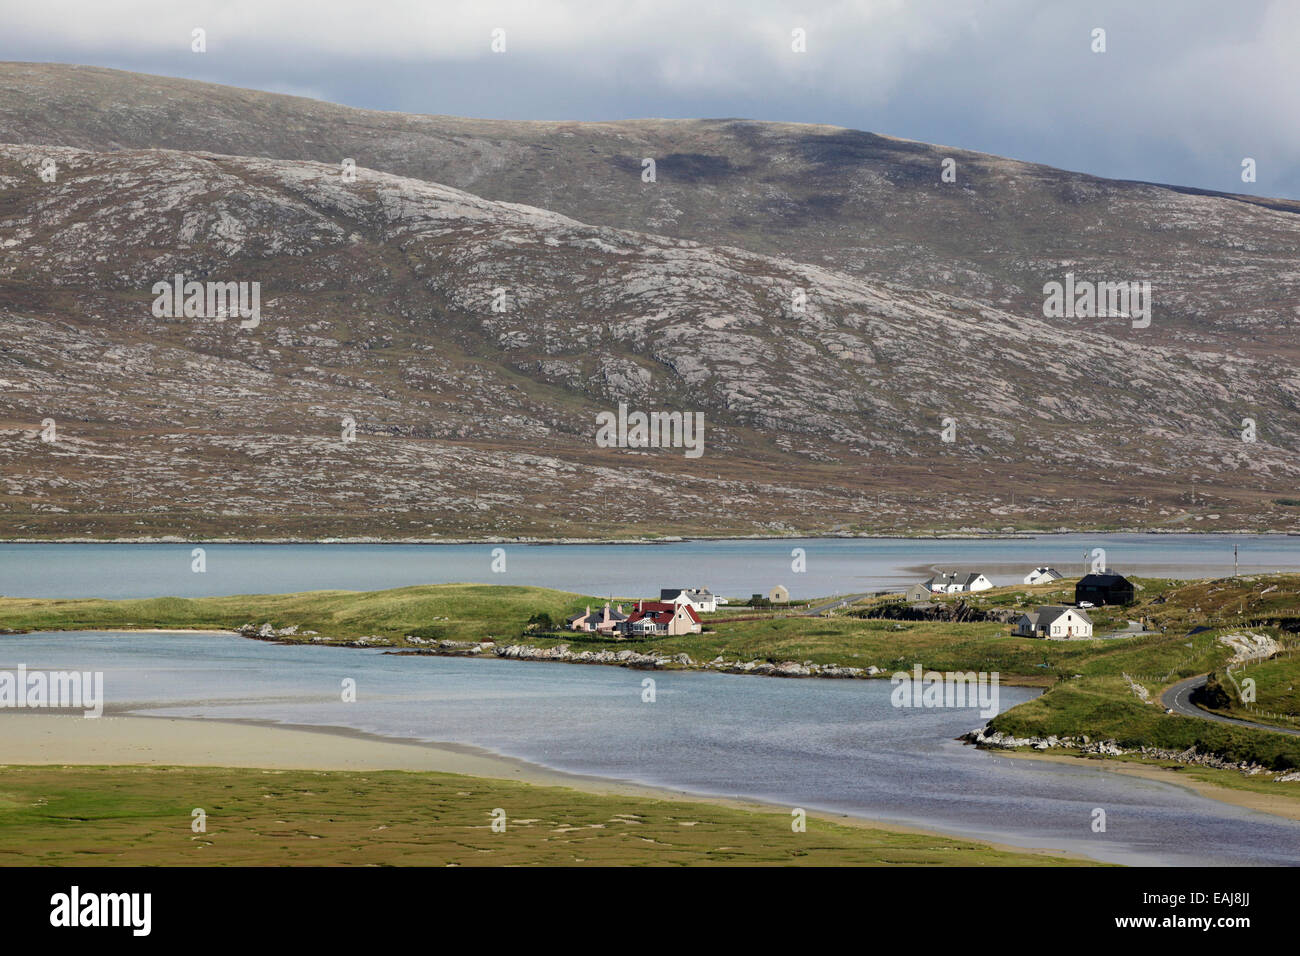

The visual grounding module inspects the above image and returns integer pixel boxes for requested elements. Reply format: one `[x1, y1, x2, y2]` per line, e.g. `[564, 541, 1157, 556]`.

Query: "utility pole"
[1234, 543, 1239, 578]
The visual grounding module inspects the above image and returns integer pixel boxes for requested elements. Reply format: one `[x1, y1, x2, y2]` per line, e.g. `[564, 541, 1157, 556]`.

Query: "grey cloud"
[2, 0, 1296, 198]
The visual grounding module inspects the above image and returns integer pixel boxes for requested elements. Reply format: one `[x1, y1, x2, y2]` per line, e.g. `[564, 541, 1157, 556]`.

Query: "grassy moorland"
[0, 584, 593, 644]
[0, 765, 1087, 866]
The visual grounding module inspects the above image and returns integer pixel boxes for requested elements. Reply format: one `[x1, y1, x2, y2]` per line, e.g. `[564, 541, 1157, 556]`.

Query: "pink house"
[621, 600, 702, 637]
[567, 603, 629, 634]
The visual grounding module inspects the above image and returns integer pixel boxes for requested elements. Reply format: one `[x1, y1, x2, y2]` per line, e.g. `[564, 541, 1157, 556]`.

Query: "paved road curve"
[1161, 674, 1300, 737]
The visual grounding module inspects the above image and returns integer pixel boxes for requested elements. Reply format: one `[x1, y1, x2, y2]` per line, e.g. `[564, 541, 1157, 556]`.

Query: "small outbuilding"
[768, 585, 790, 604]
[904, 582, 933, 603]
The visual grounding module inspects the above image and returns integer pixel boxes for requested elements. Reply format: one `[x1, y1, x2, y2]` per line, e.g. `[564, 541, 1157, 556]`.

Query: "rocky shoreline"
[963, 725, 1300, 783]
[235, 623, 881, 679]
[4, 530, 1297, 544]
[0, 532, 1039, 544]
[394, 637, 881, 679]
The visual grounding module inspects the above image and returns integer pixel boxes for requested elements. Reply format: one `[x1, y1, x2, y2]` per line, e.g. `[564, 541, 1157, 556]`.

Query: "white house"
[1013, 605, 1092, 639]
[660, 588, 718, 613]
[1024, 567, 1063, 585]
[924, 571, 993, 594]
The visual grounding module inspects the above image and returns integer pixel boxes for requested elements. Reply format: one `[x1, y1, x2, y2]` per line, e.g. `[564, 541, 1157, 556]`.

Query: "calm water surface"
[1, 534, 1295, 599]
[4, 631, 1298, 866]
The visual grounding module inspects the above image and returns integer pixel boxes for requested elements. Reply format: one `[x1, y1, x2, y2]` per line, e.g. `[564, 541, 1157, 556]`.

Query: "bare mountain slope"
[0, 144, 1296, 538]
[3, 61, 1300, 361]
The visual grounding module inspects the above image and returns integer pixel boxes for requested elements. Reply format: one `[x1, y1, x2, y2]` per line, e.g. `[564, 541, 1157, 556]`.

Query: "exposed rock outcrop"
[864, 600, 990, 623]
[963, 725, 1300, 782]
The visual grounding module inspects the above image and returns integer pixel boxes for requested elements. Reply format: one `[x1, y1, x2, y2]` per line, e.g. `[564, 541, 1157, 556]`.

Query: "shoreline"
[12, 627, 1057, 687]
[1, 530, 1297, 546]
[1000, 749, 1300, 822]
[0, 710, 1090, 862]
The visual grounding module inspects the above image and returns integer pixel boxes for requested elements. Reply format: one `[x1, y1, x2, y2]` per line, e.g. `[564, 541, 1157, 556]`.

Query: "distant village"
[903, 565, 1137, 639]
[569, 564, 1138, 647]
[567, 566, 1138, 641]
[566, 586, 789, 638]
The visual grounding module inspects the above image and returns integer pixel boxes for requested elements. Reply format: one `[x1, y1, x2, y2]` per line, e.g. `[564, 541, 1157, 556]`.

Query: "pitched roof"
[626, 608, 671, 624]
[1078, 573, 1131, 587]
[660, 588, 714, 601]
[628, 602, 700, 625]
[637, 601, 676, 613]
[1036, 605, 1092, 626]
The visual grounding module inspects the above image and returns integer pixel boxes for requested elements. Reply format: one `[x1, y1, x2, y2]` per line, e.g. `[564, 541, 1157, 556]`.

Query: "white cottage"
[660, 588, 718, 613]
[1024, 567, 1063, 585]
[925, 571, 994, 593]
[1014, 605, 1093, 639]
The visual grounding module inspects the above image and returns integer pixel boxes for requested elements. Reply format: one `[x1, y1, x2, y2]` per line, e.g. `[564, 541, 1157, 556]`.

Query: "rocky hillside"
[0, 64, 1297, 539]
[5, 62, 1298, 355]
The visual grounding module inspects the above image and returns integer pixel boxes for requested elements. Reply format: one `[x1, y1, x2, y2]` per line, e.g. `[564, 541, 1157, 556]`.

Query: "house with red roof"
[620, 600, 702, 637]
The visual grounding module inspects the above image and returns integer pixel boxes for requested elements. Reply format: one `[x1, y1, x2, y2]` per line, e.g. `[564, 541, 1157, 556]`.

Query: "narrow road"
[1161, 674, 1300, 737]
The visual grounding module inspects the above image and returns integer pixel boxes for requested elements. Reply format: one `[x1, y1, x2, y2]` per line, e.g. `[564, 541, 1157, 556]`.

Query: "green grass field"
[989, 675, 1300, 768]
[966, 574, 1300, 767]
[0, 765, 1089, 866]
[1197, 649, 1300, 732]
[0, 583, 595, 644]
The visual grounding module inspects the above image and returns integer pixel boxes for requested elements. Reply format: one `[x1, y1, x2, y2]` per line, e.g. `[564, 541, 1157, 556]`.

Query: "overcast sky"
[4, 0, 1298, 198]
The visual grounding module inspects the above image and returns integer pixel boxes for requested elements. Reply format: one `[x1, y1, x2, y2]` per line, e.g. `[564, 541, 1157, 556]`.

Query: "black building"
[1075, 572, 1135, 606]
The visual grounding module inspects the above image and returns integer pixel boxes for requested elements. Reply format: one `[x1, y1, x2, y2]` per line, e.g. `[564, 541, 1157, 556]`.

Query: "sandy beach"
[10, 712, 1295, 827]
[0, 711, 1092, 859]
[0, 712, 613, 788]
